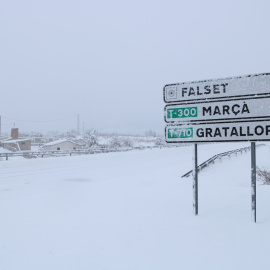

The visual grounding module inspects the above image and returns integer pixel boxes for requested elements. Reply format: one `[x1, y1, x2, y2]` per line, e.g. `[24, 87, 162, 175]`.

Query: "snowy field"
[1, 142, 270, 270]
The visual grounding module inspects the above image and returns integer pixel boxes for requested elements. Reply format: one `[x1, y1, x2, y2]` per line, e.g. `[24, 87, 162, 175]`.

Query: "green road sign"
[167, 127, 193, 139]
[167, 107, 197, 119]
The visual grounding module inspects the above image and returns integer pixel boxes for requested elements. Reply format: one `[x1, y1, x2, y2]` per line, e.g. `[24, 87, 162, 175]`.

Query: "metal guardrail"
[181, 144, 266, 178]
[0, 145, 171, 160]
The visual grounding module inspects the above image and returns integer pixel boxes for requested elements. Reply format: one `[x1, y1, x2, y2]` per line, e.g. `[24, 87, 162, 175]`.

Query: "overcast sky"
[1, 0, 270, 135]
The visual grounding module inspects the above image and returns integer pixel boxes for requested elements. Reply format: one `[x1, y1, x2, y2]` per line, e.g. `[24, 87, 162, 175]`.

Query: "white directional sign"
[165, 120, 270, 143]
[163, 73, 269, 220]
[164, 73, 270, 103]
[165, 96, 270, 123]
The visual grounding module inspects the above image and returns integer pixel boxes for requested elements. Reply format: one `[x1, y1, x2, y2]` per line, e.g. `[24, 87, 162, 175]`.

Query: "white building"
[2, 138, 31, 152]
[42, 139, 83, 151]
[0, 128, 31, 152]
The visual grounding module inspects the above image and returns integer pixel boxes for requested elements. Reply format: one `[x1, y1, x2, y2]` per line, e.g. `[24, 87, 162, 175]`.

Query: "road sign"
[164, 73, 270, 103]
[164, 73, 269, 221]
[165, 96, 270, 123]
[165, 120, 270, 143]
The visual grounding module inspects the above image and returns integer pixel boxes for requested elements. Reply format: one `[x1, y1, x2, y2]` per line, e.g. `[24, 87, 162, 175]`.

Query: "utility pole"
[77, 114, 80, 135]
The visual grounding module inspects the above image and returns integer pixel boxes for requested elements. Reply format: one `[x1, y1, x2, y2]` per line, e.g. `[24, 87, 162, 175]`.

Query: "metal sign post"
[251, 142, 256, 222]
[193, 144, 198, 215]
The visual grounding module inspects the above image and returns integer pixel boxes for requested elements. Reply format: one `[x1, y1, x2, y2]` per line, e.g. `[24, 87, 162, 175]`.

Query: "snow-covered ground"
[1, 142, 270, 269]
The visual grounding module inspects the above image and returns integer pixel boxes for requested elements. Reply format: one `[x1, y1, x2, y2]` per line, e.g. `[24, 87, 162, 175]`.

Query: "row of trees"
[53, 129, 164, 148]
[20, 129, 165, 148]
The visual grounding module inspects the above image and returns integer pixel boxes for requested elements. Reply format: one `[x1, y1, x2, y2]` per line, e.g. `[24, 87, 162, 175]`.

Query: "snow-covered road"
[1, 143, 270, 269]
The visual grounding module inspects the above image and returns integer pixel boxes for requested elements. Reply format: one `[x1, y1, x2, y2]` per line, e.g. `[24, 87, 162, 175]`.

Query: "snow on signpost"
[164, 73, 270, 143]
[164, 73, 270, 103]
[163, 72, 270, 221]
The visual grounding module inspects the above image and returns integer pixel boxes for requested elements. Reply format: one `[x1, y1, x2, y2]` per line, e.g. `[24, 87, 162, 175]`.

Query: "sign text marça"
[165, 97, 270, 123]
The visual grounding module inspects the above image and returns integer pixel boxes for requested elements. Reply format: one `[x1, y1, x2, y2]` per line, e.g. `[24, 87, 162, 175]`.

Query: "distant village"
[0, 128, 165, 153]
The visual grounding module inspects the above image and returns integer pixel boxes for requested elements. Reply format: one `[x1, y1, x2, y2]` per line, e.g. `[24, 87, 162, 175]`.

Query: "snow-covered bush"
[109, 136, 122, 148]
[83, 130, 98, 147]
[155, 137, 165, 146]
[108, 136, 134, 148]
[120, 137, 134, 148]
[257, 166, 270, 185]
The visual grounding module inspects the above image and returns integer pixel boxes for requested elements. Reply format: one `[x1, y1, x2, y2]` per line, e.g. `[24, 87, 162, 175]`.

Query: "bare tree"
[257, 166, 270, 185]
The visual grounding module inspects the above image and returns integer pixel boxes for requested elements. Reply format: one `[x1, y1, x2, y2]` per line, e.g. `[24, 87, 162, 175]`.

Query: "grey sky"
[1, 0, 270, 134]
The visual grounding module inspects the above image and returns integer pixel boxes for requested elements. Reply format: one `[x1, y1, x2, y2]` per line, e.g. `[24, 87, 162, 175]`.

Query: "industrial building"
[42, 139, 83, 151]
